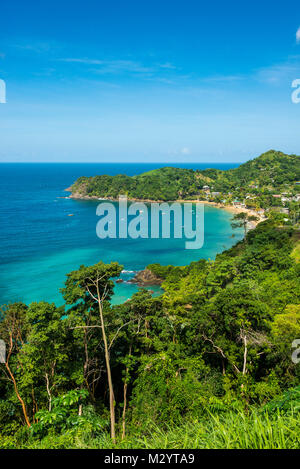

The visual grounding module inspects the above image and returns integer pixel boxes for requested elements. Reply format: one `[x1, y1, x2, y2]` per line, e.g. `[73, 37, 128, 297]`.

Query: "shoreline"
[177, 199, 265, 226]
[65, 189, 266, 227]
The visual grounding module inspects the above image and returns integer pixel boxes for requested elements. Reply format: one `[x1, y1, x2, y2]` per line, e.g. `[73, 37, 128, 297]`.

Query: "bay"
[0, 163, 243, 305]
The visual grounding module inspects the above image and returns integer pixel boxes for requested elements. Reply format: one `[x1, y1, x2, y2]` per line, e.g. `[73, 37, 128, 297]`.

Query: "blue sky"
[0, 0, 300, 162]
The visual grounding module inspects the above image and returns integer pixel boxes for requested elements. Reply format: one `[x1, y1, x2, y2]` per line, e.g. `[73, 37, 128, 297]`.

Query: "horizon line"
[0, 161, 242, 164]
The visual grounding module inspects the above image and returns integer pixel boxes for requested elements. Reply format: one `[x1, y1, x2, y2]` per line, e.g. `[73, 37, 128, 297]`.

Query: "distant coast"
[65, 151, 299, 232]
[65, 188, 265, 228]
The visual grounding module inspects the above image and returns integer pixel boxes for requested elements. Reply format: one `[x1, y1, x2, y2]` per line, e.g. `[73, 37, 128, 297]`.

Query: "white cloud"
[297, 27, 300, 43]
[255, 56, 300, 84]
[60, 58, 104, 65]
[59, 58, 155, 76]
[159, 62, 177, 70]
[96, 60, 153, 75]
[181, 147, 191, 155]
[13, 41, 54, 53]
[202, 74, 242, 83]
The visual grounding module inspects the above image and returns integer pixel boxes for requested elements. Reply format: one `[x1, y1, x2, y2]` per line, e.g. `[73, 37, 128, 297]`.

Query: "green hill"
[69, 150, 300, 202]
[209, 150, 300, 191]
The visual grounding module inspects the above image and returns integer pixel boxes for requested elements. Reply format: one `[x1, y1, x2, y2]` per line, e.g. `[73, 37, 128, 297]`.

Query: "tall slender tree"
[61, 261, 123, 443]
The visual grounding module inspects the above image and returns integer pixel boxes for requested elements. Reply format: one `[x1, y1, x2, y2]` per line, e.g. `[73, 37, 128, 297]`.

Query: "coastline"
[177, 199, 265, 227]
[65, 189, 265, 227]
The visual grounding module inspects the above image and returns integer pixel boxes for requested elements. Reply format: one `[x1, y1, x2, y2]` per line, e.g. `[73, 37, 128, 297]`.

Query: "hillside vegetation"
[1, 150, 299, 448]
[1, 219, 300, 448]
[69, 150, 300, 203]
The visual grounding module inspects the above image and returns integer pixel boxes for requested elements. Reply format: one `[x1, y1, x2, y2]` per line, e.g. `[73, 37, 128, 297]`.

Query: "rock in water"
[129, 269, 162, 286]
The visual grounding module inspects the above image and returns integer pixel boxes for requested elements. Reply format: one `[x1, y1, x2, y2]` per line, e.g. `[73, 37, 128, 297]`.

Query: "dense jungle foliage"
[0, 218, 300, 449]
[69, 150, 300, 202]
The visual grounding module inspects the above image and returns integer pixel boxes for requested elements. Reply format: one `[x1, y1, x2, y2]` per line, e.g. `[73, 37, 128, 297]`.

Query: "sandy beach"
[175, 199, 265, 227]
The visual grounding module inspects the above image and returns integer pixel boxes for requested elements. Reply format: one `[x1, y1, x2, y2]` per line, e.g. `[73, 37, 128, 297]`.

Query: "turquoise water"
[0, 163, 243, 306]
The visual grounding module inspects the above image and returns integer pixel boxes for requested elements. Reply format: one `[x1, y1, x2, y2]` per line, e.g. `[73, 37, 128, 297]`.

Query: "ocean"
[0, 163, 243, 306]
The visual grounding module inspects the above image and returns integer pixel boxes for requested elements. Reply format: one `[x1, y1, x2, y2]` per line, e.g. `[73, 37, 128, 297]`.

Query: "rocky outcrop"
[129, 269, 163, 286]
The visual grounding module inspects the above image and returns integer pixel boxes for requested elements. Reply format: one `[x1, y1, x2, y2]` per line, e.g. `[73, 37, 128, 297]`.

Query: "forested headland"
[69, 150, 300, 212]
